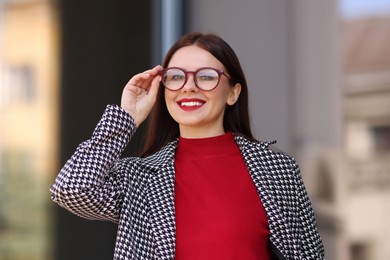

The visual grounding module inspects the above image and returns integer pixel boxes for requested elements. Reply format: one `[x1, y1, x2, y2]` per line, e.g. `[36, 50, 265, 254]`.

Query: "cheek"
[214, 87, 232, 105]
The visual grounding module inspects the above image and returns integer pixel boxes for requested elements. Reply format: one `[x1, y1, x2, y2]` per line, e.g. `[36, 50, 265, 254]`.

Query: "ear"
[227, 83, 241, 106]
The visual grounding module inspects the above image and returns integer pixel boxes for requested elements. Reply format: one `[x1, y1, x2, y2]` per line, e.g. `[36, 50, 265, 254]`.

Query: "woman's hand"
[121, 65, 162, 127]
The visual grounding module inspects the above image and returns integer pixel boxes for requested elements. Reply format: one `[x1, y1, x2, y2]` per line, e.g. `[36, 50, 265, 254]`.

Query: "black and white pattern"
[50, 104, 325, 260]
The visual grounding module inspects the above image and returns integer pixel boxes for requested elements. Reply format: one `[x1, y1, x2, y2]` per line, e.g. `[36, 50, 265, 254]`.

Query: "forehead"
[168, 45, 224, 70]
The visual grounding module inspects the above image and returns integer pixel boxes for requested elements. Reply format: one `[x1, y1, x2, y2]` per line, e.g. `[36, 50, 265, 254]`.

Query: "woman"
[50, 32, 325, 259]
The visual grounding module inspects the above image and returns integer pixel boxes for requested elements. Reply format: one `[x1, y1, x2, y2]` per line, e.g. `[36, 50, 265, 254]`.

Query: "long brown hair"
[141, 32, 255, 157]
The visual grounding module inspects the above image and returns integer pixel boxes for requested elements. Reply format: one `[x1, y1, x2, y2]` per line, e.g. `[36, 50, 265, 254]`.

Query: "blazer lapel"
[144, 140, 178, 259]
[235, 136, 292, 256]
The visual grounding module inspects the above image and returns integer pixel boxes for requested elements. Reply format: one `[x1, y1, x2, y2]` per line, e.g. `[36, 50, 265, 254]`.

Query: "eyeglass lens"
[162, 68, 220, 91]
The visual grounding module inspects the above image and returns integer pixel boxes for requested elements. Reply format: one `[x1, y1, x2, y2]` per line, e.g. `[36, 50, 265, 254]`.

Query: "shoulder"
[235, 135, 296, 163]
[234, 135, 300, 177]
[117, 139, 179, 171]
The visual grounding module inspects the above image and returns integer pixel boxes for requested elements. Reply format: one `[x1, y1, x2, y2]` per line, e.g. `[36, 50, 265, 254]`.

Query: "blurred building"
[343, 15, 390, 260]
[0, 0, 152, 259]
[0, 0, 59, 259]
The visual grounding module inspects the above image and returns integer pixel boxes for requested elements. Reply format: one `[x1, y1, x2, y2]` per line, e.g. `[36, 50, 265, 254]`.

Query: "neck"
[176, 132, 236, 159]
[179, 125, 225, 139]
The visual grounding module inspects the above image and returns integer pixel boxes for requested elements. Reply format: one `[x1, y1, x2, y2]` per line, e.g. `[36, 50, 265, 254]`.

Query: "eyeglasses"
[159, 67, 232, 91]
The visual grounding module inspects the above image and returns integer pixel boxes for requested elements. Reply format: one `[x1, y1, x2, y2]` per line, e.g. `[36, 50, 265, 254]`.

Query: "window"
[370, 125, 390, 152]
[350, 242, 370, 260]
[1, 65, 36, 105]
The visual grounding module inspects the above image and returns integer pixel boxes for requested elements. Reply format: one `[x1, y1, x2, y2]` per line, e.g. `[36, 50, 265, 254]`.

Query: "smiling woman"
[50, 32, 325, 260]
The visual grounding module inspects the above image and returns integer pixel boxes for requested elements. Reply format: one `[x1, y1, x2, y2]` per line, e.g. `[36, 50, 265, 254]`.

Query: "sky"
[340, 0, 390, 18]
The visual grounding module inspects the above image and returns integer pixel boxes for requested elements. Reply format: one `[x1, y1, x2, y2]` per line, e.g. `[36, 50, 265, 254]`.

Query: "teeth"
[181, 101, 204, 107]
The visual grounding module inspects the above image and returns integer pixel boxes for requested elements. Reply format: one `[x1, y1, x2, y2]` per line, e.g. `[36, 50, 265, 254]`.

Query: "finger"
[138, 66, 162, 86]
[124, 84, 143, 95]
[138, 74, 155, 89]
[127, 74, 150, 89]
[137, 65, 162, 79]
[127, 65, 163, 89]
[144, 65, 162, 74]
[131, 72, 155, 88]
[137, 69, 162, 89]
[150, 65, 163, 75]
[138, 65, 162, 81]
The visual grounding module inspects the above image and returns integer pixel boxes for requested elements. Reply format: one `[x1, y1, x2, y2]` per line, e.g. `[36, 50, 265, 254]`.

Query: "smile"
[180, 101, 204, 107]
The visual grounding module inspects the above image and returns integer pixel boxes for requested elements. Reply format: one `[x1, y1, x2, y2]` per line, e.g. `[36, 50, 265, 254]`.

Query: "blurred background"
[0, 0, 389, 259]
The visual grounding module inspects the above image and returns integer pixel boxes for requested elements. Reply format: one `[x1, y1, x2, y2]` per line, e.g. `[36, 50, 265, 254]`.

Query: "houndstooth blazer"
[50, 105, 325, 260]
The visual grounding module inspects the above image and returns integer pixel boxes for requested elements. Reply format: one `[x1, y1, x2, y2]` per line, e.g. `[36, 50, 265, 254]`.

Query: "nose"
[181, 72, 198, 92]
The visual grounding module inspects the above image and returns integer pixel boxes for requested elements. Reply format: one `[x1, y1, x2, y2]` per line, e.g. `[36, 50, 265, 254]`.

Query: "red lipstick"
[177, 98, 205, 111]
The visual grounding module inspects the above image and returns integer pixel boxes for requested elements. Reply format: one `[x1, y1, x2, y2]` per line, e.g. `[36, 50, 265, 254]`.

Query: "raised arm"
[50, 66, 162, 223]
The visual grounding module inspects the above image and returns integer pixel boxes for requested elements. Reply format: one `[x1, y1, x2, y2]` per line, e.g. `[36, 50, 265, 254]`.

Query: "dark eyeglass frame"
[159, 67, 232, 91]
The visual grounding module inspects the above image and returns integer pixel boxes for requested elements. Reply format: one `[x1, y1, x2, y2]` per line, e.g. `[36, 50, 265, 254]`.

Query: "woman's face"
[164, 45, 241, 138]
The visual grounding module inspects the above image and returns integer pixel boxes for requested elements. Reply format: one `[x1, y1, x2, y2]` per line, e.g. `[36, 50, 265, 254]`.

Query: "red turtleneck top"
[174, 132, 271, 259]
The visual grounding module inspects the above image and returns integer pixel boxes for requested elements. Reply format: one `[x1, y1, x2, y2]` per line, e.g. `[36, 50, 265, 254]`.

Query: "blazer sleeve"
[50, 104, 136, 223]
[292, 160, 326, 259]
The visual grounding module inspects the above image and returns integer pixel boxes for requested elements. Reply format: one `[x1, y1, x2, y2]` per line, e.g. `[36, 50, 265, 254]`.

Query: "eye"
[198, 75, 216, 81]
[164, 69, 185, 82]
[197, 69, 218, 81]
[170, 74, 185, 81]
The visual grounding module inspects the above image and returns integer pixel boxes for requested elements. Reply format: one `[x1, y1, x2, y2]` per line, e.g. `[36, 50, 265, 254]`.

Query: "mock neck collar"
[175, 132, 238, 160]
